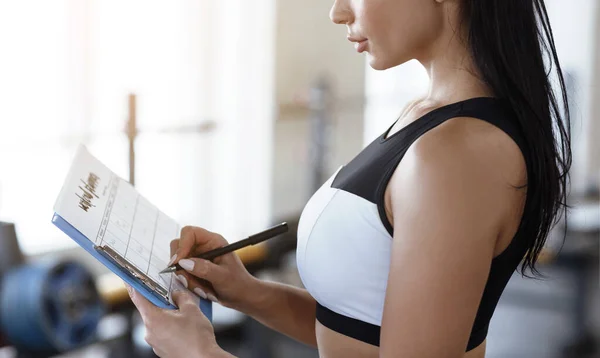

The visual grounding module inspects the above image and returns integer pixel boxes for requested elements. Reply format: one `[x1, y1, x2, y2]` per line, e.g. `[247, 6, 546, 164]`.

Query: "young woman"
[127, 0, 572, 357]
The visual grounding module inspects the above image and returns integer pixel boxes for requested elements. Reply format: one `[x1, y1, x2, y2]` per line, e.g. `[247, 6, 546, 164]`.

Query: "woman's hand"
[126, 283, 233, 358]
[169, 226, 259, 311]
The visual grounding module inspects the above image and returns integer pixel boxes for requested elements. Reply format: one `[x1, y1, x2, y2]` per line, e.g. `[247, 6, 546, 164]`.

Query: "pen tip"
[159, 267, 174, 274]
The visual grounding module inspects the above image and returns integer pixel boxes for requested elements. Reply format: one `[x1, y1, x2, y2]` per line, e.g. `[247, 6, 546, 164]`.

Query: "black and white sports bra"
[296, 97, 531, 351]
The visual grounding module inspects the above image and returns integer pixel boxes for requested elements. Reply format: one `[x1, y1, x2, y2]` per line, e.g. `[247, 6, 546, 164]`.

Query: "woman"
[127, 0, 572, 357]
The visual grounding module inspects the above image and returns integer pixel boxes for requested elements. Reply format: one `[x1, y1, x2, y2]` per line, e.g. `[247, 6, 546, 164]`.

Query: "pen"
[159, 222, 289, 274]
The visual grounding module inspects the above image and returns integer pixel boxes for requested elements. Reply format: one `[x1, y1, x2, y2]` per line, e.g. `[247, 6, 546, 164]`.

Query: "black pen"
[159, 222, 288, 274]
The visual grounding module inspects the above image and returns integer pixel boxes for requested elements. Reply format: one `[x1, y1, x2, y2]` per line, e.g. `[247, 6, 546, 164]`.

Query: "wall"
[545, 0, 599, 193]
[271, 0, 366, 220]
[208, 0, 277, 238]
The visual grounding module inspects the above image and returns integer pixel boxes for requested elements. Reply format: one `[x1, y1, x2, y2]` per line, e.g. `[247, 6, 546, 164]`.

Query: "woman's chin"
[368, 52, 411, 71]
[368, 55, 392, 71]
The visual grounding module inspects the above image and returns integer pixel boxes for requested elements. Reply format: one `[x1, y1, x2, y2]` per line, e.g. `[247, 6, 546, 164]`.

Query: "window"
[0, 0, 275, 255]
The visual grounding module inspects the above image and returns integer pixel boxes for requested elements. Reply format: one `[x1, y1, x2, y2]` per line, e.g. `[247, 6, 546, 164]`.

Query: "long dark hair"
[461, 0, 572, 276]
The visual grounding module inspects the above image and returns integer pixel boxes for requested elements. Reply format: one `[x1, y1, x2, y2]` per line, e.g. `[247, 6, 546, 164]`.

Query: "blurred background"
[0, 0, 598, 357]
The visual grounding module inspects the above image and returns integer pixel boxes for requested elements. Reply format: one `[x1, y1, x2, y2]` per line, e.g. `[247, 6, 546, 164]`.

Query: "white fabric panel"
[297, 168, 393, 326]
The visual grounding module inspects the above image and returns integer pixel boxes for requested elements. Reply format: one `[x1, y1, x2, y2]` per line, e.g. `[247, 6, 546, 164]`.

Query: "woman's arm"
[234, 277, 318, 347]
[379, 118, 526, 357]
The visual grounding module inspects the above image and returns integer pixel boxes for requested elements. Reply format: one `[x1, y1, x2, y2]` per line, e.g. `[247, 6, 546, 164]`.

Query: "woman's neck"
[417, 4, 493, 104]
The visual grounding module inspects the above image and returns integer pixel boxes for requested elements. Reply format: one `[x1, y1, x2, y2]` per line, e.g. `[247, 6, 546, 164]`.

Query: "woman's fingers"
[171, 287, 201, 310]
[125, 283, 161, 324]
[172, 273, 211, 301]
[174, 273, 218, 302]
[177, 226, 204, 259]
[176, 226, 228, 261]
[174, 258, 224, 300]
[178, 258, 227, 285]
[166, 226, 234, 304]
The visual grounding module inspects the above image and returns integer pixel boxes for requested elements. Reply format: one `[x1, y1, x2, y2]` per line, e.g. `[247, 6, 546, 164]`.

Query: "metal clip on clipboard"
[95, 245, 170, 302]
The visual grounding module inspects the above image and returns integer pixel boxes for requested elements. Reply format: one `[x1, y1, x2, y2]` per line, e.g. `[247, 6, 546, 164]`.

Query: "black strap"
[316, 302, 380, 346]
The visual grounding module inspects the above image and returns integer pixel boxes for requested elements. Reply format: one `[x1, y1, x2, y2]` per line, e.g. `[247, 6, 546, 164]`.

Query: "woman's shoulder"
[387, 113, 527, 218]
[425, 115, 524, 182]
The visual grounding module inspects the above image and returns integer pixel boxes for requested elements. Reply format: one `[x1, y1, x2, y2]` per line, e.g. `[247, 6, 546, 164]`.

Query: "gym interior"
[0, 1, 598, 357]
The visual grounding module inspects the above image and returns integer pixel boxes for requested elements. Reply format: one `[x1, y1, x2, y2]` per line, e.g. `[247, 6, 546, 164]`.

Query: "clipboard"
[52, 145, 212, 320]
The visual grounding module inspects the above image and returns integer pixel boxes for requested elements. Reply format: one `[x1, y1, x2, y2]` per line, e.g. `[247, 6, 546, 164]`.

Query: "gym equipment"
[0, 259, 105, 354]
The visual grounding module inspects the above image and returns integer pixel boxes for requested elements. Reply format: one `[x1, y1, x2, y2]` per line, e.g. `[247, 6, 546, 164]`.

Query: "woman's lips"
[347, 36, 368, 53]
[355, 39, 368, 53]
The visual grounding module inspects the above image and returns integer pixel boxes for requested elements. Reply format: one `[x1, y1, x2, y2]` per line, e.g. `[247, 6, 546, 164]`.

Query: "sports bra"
[296, 97, 532, 351]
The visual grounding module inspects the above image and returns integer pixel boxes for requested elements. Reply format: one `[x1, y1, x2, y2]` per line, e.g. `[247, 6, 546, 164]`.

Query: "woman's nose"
[329, 0, 353, 25]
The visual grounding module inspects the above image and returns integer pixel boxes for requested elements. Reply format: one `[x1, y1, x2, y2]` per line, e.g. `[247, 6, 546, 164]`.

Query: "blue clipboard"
[52, 213, 213, 321]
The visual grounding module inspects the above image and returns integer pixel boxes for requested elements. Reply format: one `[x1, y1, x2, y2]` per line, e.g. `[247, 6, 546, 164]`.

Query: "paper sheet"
[54, 145, 176, 294]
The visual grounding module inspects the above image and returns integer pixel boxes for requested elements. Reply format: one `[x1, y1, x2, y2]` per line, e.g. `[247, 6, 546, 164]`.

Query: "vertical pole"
[308, 76, 332, 195]
[589, 2, 600, 191]
[127, 94, 137, 186]
[0, 222, 23, 277]
[0, 222, 23, 347]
